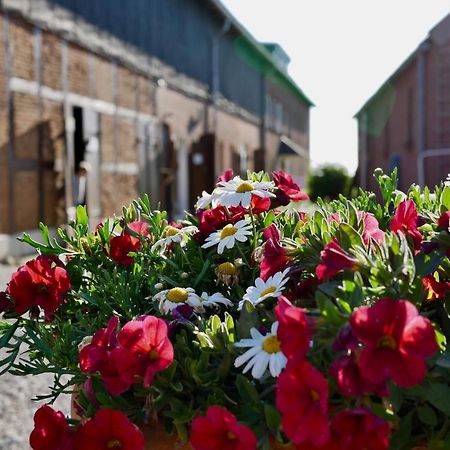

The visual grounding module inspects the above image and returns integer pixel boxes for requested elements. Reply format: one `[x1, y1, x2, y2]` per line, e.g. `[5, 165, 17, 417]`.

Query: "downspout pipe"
[417, 41, 429, 187]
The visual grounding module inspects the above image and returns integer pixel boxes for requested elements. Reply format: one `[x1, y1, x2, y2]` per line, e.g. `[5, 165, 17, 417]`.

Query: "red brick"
[42, 32, 62, 90]
[13, 92, 39, 160]
[68, 43, 89, 96]
[11, 18, 35, 81]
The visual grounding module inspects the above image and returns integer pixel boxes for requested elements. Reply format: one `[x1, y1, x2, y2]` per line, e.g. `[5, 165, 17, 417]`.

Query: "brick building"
[0, 0, 312, 259]
[355, 13, 450, 192]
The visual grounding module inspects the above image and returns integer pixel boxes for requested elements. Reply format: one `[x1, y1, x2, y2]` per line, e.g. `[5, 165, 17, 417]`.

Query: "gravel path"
[0, 262, 70, 450]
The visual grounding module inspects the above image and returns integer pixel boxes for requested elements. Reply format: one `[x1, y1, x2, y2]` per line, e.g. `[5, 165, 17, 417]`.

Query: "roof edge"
[208, 0, 314, 107]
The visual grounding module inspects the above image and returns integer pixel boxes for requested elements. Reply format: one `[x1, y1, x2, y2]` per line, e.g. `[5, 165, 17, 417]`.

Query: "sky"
[221, 0, 450, 175]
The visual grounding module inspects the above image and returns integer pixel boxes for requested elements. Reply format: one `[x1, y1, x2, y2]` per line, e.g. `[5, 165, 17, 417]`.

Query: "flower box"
[1, 168, 450, 450]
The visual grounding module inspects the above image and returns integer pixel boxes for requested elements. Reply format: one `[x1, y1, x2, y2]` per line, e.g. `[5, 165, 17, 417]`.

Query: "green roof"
[207, 0, 314, 107]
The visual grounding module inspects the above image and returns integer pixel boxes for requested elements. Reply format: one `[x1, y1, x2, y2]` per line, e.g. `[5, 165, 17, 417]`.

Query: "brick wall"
[42, 31, 62, 91]
[10, 18, 34, 81]
[68, 43, 90, 96]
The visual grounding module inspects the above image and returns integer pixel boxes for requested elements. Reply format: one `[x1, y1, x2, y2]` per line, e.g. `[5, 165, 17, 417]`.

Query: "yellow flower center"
[260, 286, 277, 298]
[377, 335, 397, 350]
[220, 224, 238, 239]
[107, 440, 122, 449]
[217, 262, 237, 275]
[235, 181, 254, 193]
[310, 389, 319, 402]
[166, 287, 188, 303]
[262, 335, 281, 354]
[227, 431, 237, 440]
[148, 349, 160, 360]
[164, 226, 179, 237]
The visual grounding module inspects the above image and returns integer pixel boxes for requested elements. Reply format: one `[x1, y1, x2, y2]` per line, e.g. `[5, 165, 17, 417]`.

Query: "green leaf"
[417, 404, 438, 426]
[425, 383, 450, 415]
[441, 186, 450, 211]
[0, 320, 19, 348]
[435, 353, 450, 369]
[76, 205, 88, 228]
[236, 375, 260, 405]
[264, 404, 281, 430]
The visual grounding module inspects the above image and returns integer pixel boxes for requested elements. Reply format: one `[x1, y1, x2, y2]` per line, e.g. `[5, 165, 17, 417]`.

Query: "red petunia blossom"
[260, 224, 292, 281]
[422, 275, 450, 301]
[329, 354, 388, 398]
[116, 315, 174, 387]
[275, 296, 311, 362]
[272, 170, 309, 206]
[276, 360, 330, 447]
[79, 316, 133, 396]
[437, 211, 450, 231]
[30, 405, 74, 450]
[74, 408, 144, 450]
[331, 408, 390, 450]
[110, 220, 149, 266]
[198, 206, 229, 236]
[190, 405, 257, 450]
[360, 212, 385, 245]
[217, 168, 234, 184]
[390, 200, 422, 252]
[0, 291, 12, 314]
[8, 256, 71, 318]
[250, 194, 271, 214]
[315, 240, 359, 282]
[350, 298, 438, 387]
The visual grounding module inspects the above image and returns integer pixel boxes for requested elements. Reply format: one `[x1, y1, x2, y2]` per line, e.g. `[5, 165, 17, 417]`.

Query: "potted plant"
[1, 168, 449, 450]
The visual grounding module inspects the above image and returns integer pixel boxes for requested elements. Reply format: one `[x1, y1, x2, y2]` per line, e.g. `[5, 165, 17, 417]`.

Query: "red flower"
[437, 211, 450, 231]
[117, 315, 174, 387]
[350, 298, 438, 387]
[30, 405, 74, 450]
[331, 408, 390, 450]
[390, 200, 422, 252]
[74, 408, 144, 450]
[198, 206, 228, 236]
[250, 194, 271, 214]
[315, 240, 359, 281]
[79, 316, 133, 396]
[8, 256, 71, 317]
[0, 291, 12, 314]
[276, 360, 330, 446]
[272, 170, 309, 205]
[330, 354, 388, 397]
[110, 221, 149, 266]
[422, 275, 450, 301]
[260, 224, 292, 281]
[275, 296, 311, 362]
[217, 168, 234, 184]
[190, 406, 257, 450]
[360, 212, 385, 245]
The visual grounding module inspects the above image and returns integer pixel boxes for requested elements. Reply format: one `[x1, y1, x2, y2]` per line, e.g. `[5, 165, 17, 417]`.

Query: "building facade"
[355, 13, 450, 193]
[0, 0, 312, 258]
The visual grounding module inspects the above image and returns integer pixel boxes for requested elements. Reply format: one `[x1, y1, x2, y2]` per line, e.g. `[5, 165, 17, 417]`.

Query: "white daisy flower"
[195, 190, 215, 210]
[234, 322, 287, 379]
[202, 219, 252, 254]
[200, 292, 233, 308]
[445, 174, 450, 187]
[213, 176, 275, 208]
[154, 287, 204, 314]
[238, 269, 290, 310]
[151, 225, 198, 252]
